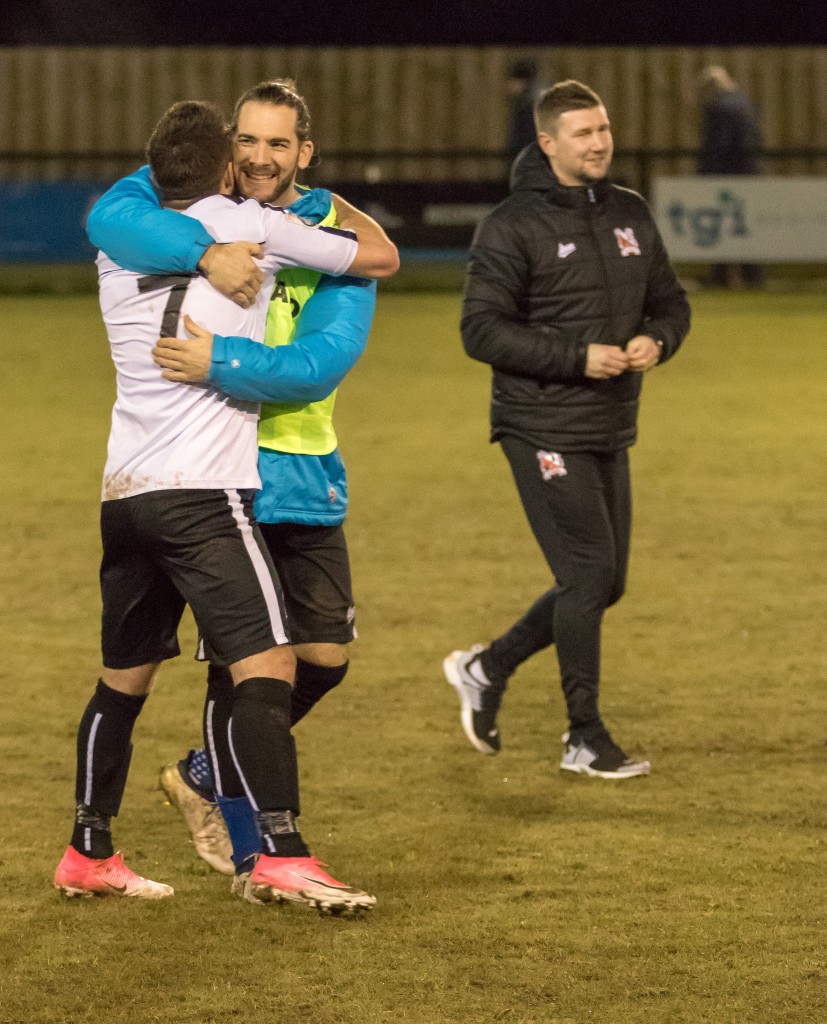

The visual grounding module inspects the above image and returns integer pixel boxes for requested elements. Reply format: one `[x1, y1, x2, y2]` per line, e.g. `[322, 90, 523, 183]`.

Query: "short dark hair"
[147, 101, 231, 203]
[534, 80, 603, 134]
[230, 79, 312, 142]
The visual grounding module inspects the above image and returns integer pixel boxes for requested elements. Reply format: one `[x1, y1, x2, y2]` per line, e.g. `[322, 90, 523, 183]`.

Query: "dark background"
[2, 0, 825, 46]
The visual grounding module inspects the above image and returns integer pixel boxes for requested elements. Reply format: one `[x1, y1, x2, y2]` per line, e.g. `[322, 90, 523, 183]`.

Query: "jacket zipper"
[586, 186, 620, 448]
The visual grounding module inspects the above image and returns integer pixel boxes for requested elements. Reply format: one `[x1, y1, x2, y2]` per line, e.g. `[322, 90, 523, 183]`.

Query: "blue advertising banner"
[0, 182, 107, 263]
[0, 178, 506, 263]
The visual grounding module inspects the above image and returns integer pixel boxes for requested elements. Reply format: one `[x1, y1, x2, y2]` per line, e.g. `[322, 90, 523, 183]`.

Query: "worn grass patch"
[0, 292, 824, 1024]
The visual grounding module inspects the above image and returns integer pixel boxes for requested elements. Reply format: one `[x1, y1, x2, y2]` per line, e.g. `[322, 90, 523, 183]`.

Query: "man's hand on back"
[153, 316, 214, 382]
[197, 241, 265, 308]
[585, 344, 630, 379]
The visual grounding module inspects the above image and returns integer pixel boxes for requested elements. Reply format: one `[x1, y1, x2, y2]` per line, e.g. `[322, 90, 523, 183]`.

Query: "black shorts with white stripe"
[100, 488, 289, 669]
[259, 521, 356, 645]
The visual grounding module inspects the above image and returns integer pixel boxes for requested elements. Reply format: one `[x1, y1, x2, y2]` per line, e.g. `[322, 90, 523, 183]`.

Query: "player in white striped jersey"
[55, 101, 395, 909]
[98, 194, 357, 502]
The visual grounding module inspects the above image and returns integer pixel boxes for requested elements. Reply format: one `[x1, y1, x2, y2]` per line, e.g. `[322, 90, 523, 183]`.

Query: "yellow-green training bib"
[257, 205, 339, 455]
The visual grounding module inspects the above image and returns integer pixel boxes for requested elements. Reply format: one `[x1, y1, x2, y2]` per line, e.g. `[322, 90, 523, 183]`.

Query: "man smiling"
[446, 80, 690, 779]
[55, 99, 394, 908]
[86, 80, 397, 905]
[537, 93, 613, 185]
[232, 93, 314, 204]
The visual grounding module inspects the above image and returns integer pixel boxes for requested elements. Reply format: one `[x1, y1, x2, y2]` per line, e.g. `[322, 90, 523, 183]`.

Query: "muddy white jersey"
[98, 195, 358, 501]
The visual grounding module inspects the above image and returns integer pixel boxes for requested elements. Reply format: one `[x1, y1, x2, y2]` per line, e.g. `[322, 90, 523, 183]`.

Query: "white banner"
[652, 176, 827, 263]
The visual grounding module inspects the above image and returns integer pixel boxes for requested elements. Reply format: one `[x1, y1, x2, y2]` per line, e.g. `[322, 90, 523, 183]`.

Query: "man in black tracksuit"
[443, 80, 690, 778]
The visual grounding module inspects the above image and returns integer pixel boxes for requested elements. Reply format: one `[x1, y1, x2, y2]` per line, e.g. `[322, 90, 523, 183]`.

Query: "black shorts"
[100, 488, 289, 670]
[258, 522, 355, 645]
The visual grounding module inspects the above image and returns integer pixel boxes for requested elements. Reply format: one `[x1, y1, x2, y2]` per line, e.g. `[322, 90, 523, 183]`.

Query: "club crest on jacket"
[614, 227, 641, 256]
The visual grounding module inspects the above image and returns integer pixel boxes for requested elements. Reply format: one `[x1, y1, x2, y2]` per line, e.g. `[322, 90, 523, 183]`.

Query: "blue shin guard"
[215, 795, 261, 871]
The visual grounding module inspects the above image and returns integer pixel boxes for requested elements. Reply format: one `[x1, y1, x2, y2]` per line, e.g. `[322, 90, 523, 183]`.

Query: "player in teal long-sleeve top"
[86, 80, 396, 896]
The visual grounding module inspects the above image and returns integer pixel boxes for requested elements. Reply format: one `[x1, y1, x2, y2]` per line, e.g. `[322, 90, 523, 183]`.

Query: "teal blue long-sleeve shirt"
[87, 165, 213, 273]
[211, 274, 374, 403]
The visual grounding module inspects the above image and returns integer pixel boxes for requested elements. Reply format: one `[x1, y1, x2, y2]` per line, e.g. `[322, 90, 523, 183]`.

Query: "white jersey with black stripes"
[97, 195, 358, 502]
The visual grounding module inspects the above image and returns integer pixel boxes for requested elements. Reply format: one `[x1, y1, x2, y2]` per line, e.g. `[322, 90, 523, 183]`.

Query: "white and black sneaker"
[560, 730, 651, 779]
[443, 646, 505, 755]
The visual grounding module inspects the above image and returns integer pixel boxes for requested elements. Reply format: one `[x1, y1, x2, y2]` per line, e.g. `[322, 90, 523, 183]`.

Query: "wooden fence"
[1, 46, 826, 184]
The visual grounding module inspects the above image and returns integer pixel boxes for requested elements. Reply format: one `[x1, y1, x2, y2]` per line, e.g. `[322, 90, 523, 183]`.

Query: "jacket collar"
[509, 142, 611, 207]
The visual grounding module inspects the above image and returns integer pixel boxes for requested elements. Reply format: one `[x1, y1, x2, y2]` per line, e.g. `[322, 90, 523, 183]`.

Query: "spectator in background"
[506, 59, 542, 164]
[696, 65, 764, 288]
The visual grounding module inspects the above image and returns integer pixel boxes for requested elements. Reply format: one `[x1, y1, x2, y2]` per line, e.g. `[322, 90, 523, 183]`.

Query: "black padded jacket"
[461, 143, 691, 452]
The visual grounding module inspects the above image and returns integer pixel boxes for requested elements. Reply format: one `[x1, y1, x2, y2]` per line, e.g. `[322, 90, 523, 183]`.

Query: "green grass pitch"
[0, 290, 824, 1023]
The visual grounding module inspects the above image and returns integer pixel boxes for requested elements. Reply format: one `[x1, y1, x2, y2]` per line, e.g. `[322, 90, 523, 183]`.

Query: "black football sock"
[228, 677, 309, 857]
[256, 810, 309, 858]
[290, 659, 348, 725]
[72, 679, 147, 857]
[202, 663, 240, 798]
[71, 805, 114, 860]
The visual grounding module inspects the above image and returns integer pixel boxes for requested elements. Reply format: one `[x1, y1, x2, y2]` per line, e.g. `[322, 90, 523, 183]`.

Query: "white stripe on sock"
[205, 700, 223, 797]
[227, 716, 259, 813]
[84, 712, 103, 805]
[227, 718, 277, 852]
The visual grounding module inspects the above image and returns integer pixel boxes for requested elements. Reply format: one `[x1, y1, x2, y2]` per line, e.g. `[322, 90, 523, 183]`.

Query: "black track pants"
[497, 437, 631, 733]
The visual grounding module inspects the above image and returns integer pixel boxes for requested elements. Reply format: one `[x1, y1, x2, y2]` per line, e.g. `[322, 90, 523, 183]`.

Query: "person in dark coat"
[506, 59, 542, 164]
[444, 80, 690, 779]
[697, 65, 764, 287]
